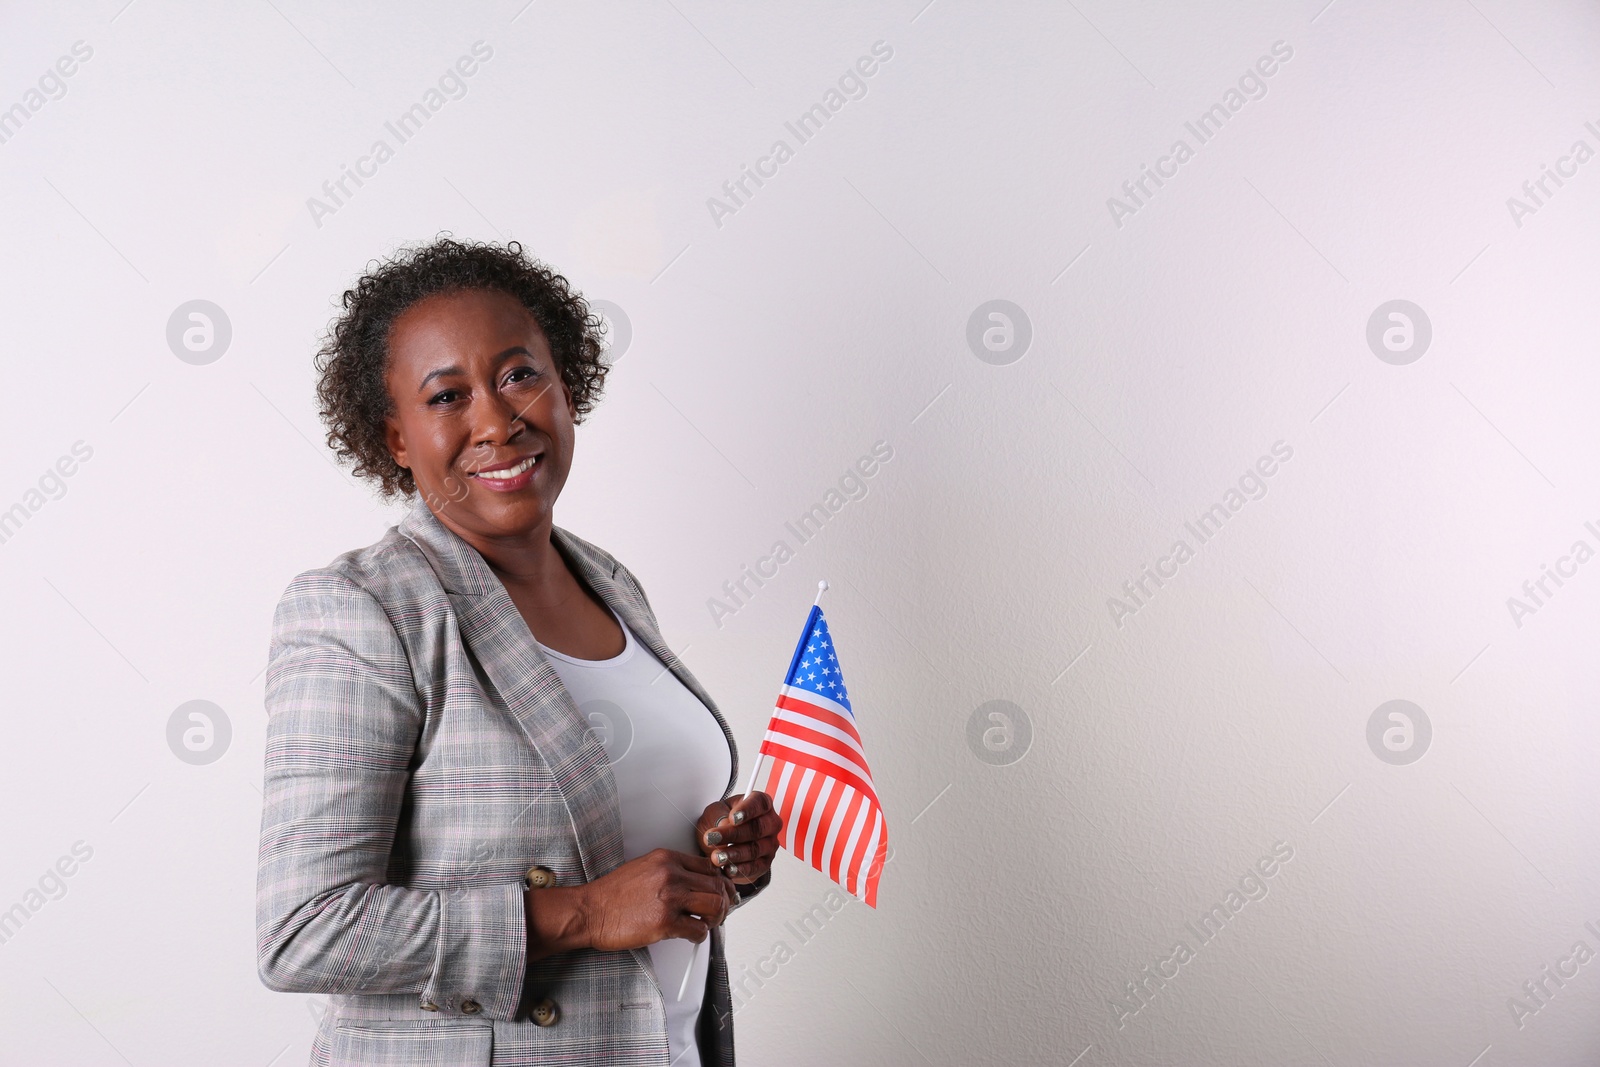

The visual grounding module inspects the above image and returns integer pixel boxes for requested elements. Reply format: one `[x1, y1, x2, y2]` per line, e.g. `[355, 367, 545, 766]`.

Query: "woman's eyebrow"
[416, 346, 532, 390]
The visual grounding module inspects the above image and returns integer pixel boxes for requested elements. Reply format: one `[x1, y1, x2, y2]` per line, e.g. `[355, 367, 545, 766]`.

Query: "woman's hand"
[695, 792, 782, 885]
[546, 849, 739, 955]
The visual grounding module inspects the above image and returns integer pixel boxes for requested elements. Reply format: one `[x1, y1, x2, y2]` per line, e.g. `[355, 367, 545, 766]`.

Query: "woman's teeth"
[475, 455, 538, 480]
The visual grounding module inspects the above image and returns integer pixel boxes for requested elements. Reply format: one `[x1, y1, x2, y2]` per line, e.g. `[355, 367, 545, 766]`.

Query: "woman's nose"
[469, 391, 526, 446]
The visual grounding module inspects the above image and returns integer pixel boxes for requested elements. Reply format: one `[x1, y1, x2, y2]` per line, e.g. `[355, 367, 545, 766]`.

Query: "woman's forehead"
[388, 289, 549, 364]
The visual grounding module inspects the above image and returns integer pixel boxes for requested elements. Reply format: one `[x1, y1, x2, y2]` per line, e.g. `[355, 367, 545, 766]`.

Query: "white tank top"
[535, 603, 733, 1065]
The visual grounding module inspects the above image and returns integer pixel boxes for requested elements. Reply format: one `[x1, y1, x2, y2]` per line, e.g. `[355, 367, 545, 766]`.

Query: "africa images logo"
[305, 41, 494, 228]
[1105, 40, 1294, 229]
[705, 41, 894, 229]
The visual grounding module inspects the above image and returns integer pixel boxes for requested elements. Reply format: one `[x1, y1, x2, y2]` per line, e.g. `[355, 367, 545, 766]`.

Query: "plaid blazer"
[255, 498, 769, 1066]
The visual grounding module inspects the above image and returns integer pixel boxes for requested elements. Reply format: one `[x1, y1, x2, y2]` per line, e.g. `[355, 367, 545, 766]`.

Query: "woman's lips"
[469, 454, 539, 492]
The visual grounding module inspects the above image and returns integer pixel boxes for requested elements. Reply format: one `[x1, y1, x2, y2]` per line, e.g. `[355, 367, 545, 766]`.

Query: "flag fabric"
[753, 603, 887, 907]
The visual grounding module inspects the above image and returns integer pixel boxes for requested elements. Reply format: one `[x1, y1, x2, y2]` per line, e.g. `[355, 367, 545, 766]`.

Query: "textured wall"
[2, 1, 1598, 1064]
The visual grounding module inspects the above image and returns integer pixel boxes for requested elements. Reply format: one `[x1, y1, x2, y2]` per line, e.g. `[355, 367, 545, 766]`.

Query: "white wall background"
[2, 1, 1599, 1064]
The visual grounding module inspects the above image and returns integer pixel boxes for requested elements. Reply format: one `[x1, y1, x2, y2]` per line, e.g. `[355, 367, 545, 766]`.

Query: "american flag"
[753, 603, 887, 907]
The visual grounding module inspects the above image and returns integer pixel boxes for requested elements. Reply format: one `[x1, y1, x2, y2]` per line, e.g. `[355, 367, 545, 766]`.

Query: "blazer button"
[531, 997, 560, 1027]
[461, 998, 482, 1015]
[420, 999, 438, 1012]
[525, 865, 557, 889]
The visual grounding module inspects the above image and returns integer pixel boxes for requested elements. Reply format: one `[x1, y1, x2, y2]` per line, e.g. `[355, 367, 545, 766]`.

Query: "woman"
[255, 237, 781, 1067]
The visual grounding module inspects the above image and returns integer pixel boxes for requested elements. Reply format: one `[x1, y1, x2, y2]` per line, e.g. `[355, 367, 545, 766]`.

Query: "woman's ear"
[384, 416, 410, 471]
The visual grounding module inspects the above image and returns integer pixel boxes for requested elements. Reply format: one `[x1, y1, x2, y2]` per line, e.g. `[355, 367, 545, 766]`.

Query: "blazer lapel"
[398, 500, 621, 884]
[397, 500, 741, 889]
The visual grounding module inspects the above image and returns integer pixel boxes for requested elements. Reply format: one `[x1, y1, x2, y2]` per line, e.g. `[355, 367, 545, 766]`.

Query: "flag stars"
[785, 612, 853, 712]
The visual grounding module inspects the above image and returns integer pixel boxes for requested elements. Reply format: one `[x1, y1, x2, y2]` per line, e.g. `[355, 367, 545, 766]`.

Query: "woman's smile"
[468, 451, 542, 490]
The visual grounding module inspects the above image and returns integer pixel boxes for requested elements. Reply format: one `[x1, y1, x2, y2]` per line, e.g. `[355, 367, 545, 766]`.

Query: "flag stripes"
[752, 603, 886, 907]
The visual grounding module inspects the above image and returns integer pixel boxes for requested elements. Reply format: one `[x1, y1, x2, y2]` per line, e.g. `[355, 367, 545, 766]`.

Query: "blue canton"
[784, 610, 852, 715]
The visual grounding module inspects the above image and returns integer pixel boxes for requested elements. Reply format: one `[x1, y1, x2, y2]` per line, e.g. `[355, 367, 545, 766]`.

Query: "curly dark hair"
[313, 235, 610, 499]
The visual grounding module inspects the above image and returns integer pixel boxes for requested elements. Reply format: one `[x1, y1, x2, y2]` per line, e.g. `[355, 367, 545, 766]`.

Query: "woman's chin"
[468, 492, 551, 534]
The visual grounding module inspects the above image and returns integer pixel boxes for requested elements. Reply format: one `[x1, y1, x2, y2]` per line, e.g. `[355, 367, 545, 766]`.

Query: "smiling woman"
[257, 237, 781, 1067]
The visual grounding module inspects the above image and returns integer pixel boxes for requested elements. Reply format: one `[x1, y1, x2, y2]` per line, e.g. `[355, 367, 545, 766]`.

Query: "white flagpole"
[676, 579, 828, 1004]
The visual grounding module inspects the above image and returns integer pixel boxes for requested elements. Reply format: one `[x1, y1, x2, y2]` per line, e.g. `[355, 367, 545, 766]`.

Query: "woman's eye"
[428, 390, 460, 405]
[506, 366, 541, 385]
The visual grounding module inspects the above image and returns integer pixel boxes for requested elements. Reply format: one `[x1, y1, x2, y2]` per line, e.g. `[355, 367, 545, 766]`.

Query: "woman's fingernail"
[731, 810, 745, 825]
[726, 864, 740, 877]
[705, 831, 723, 846]
[714, 850, 729, 865]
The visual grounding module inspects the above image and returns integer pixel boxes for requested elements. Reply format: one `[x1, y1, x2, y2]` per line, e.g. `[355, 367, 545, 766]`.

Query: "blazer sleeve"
[254, 570, 527, 1019]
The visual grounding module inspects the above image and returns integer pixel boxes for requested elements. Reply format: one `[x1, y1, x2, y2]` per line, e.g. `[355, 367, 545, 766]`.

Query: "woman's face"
[383, 287, 576, 544]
